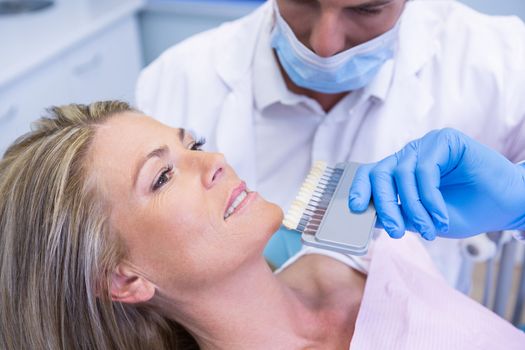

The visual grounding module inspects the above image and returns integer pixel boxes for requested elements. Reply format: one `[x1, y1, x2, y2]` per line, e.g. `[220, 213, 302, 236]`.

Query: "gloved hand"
[348, 128, 525, 240]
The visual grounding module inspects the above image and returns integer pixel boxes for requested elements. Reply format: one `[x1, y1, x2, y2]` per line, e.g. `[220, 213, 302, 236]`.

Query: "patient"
[0, 101, 523, 350]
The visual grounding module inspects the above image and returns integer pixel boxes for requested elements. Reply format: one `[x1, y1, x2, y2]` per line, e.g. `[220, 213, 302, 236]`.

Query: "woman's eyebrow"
[133, 145, 169, 189]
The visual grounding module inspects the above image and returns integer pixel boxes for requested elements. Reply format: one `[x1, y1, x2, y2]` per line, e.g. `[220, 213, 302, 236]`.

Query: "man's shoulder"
[404, 0, 525, 68]
[416, 1, 525, 41]
[443, 2, 525, 68]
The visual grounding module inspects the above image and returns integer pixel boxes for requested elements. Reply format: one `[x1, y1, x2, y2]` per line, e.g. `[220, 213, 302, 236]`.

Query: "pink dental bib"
[350, 233, 525, 349]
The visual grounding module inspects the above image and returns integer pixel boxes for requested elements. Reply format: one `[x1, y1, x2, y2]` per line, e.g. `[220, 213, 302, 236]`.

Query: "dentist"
[136, 0, 525, 286]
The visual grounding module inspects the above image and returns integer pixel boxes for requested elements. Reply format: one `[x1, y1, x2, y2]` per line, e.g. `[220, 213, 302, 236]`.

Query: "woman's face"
[90, 112, 282, 291]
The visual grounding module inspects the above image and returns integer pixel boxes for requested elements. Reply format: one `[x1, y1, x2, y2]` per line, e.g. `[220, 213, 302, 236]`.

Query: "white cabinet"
[0, 15, 142, 156]
[0, 52, 71, 154]
[67, 17, 142, 104]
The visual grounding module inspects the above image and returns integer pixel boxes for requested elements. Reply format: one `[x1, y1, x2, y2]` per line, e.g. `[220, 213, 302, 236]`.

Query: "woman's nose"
[309, 12, 347, 57]
[202, 152, 226, 189]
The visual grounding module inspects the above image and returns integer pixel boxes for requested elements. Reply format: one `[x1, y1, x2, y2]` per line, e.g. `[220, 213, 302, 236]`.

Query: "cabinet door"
[0, 15, 142, 157]
[66, 16, 142, 105]
[0, 58, 70, 156]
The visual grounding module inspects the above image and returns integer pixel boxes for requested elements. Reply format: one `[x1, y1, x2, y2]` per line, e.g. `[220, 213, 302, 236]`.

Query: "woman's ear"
[109, 264, 156, 304]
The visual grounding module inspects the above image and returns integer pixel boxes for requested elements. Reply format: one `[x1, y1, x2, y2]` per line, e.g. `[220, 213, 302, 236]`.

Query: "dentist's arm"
[349, 128, 525, 240]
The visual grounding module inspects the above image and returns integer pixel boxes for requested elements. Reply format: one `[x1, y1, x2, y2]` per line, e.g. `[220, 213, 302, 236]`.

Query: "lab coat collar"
[354, 1, 442, 131]
[380, 1, 444, 129]
[359, 1, 443, 105]
[359, 58, 395, 107]
[396, 0, 444, 76]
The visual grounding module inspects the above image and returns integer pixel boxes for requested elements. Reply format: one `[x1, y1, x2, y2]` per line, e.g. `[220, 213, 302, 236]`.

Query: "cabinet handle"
[0, 105, 18, 125]
[72, 53, 103, 76]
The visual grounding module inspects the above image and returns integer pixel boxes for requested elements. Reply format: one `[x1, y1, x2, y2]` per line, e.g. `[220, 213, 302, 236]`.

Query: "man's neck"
[156, 256, 353, 350]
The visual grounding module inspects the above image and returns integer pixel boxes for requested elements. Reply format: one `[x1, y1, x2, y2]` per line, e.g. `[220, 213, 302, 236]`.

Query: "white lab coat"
[136, 0, 525, 286]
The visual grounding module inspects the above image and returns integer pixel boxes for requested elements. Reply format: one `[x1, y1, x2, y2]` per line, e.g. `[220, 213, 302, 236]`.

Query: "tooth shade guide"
[282, 162, 376, 256]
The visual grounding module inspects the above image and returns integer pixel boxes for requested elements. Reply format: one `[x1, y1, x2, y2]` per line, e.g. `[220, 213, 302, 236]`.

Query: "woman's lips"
[224, 192, 256, 220]
[225, 182, 246, 210]
[224, 182, 255, 220]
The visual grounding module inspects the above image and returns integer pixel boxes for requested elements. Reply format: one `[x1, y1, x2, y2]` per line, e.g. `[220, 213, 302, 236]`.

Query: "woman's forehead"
[93, 114, 180, 154]
[89, 114, 180, 192]
[98, 112, 172, 135]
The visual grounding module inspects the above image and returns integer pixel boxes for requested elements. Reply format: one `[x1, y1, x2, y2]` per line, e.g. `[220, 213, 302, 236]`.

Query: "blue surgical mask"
[270, 1, 400, 94]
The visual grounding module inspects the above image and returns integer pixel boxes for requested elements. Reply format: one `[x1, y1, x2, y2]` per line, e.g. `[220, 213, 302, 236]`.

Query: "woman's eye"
[152, 165, 173, 191]
[190, 137, 206, 151]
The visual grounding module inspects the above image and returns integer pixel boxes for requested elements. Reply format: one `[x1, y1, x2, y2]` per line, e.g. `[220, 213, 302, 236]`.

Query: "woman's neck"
[160, 255, 364, 350]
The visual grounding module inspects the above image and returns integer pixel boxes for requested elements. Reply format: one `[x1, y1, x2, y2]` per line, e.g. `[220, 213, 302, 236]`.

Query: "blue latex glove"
[349, 128, 525, 240]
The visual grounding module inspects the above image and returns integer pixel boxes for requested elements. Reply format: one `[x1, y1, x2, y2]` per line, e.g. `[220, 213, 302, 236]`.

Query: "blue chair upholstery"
[264, 226, 303, 268]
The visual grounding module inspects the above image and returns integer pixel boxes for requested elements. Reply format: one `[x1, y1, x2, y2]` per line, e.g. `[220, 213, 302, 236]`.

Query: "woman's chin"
[251, 198, 284, 237]
[266, 203, 285, 237]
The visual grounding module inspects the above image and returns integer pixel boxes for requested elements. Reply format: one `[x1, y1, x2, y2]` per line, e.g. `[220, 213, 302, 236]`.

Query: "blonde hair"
[0, 102, 198, 349]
